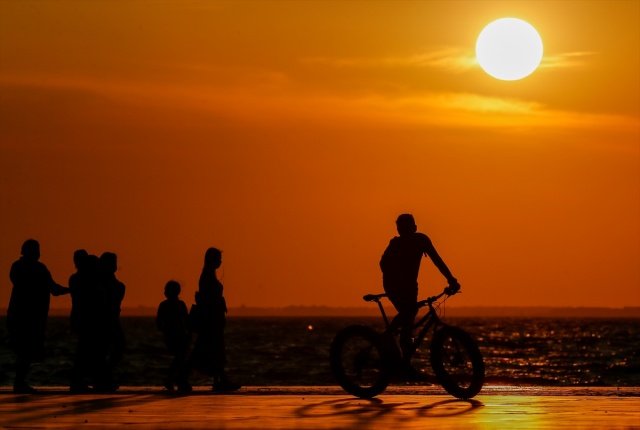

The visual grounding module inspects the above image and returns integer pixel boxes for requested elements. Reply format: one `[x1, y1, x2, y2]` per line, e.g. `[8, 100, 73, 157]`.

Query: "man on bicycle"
[380, 213, 460, 378]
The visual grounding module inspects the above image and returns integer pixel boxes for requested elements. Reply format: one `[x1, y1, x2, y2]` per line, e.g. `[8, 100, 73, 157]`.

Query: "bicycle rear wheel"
[430, 325, 484, 399]
[330, 325, 391, 399]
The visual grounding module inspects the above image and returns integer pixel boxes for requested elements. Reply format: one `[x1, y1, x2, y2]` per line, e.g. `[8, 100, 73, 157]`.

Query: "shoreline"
[1, 385, 639, 396]
[24, 307, 640, 318]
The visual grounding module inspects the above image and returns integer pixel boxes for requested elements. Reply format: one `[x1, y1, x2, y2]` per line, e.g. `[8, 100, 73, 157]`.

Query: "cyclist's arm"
[422, 235, 458, 285]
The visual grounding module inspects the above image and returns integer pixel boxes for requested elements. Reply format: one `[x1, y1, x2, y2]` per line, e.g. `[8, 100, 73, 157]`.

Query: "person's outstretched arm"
[422, 236, 458, 285]
[45, 267, 69, 296]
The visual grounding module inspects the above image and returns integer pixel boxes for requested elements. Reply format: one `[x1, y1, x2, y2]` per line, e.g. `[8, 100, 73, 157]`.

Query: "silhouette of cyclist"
[380, 214, 460, 376]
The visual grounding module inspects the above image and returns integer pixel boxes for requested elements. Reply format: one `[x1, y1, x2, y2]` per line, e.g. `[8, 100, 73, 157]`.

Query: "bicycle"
[330, 287, 484, 399]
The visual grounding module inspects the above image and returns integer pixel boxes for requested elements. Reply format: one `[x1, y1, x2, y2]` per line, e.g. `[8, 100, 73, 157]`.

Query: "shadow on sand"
[0, 393, 165, 427]
[296, 396, 483, 424]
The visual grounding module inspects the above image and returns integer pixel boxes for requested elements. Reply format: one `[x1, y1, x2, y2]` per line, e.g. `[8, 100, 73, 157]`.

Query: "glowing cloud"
[302, 48, 477, 72]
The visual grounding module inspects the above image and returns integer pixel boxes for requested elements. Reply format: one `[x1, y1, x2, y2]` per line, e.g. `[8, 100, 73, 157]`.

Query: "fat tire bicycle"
[330, 288, 484, 399]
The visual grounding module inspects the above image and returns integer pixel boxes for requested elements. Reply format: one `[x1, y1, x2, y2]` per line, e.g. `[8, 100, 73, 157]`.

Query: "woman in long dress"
[189, 247, 240, 391]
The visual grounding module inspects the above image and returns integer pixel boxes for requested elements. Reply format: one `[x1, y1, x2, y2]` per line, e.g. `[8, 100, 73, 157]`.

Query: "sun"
[476, 18, 543, 81]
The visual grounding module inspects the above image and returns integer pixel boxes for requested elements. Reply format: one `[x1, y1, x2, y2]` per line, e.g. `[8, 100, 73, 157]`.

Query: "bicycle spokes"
[439, 335, 474, 387]
[353, 346, 375, 377]
[341, 336, 384, 387]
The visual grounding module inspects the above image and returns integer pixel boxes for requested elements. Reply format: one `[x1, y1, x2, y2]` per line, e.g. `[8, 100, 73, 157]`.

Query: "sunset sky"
[1, 1, 638, 311]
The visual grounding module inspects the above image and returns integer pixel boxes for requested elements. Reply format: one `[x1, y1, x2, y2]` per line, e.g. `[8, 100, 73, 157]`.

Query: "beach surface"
[1, 386, 639, 429]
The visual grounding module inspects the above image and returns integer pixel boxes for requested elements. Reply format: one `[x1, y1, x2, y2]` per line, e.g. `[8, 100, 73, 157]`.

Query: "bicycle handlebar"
[418, 290, 447, 308]
[363, 287, 459, 305]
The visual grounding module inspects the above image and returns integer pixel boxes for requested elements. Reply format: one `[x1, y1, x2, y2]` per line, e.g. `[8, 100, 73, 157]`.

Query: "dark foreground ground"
[1, 386, 639, 429]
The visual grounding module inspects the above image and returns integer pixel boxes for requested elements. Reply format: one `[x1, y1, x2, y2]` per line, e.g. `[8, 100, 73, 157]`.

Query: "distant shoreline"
[0, 385, 638, 396]
[4, 306, 636, 318]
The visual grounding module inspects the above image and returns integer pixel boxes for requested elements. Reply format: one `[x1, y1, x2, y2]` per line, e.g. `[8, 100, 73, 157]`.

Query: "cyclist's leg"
[387, 294, 418, 367]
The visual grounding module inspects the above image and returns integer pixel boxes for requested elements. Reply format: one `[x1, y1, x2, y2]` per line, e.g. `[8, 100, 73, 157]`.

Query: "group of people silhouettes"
[6, 240, 239, 393]
[6, 214, 459, 393]
[156, 247, 240, 392]
[68, 249, 125, 393]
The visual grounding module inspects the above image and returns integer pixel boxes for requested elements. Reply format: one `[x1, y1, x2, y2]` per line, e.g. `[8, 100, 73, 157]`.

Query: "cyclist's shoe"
[401, 364, 427, 382]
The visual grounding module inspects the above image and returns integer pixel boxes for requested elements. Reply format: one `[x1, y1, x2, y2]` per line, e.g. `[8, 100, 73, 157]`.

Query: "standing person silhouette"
[69, 249, 95, 393]
[7, 239, 69, 393]
[189, 247, 240, 392]
[98, 252, 125, 391]
[69, 249, 89, 336]
[380, 214, 460, 377]
[156, 280, 191, 391]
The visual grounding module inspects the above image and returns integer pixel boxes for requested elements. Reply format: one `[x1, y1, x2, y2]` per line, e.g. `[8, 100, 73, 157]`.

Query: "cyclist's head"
[396, 214, 417, 236]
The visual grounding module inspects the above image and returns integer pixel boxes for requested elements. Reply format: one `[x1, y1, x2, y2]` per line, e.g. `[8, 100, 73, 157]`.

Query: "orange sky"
[1, 1, 638, 311]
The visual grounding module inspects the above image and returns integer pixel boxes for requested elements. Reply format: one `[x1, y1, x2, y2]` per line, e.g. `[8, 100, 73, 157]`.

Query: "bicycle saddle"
[363, 293, 387, 302]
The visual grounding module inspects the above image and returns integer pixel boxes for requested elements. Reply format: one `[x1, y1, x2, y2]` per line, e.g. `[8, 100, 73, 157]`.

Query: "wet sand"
[1, 386, 638, 429]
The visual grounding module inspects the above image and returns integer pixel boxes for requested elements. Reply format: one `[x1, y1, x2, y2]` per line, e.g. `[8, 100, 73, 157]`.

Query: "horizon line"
[1, 305, 638, 318]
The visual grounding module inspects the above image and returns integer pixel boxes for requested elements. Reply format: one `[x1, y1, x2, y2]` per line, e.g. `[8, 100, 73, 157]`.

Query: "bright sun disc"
[476, 18, 543, 81]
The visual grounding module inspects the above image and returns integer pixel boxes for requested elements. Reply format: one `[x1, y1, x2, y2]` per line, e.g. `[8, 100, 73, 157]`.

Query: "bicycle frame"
[335, 288, 483, 399]
[408, 300, 444, 359]
[363, 290, 449, 360]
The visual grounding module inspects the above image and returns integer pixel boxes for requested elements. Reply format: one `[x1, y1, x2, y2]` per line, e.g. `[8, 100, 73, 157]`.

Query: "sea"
[1, 316, 639, 388]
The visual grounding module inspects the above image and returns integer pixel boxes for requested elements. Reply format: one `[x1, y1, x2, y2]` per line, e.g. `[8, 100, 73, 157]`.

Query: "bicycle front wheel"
[430, 325, 484, 399]
[330, 325, 391, 399]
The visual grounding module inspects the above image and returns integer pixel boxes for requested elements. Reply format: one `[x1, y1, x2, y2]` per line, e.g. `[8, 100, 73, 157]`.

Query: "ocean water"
[0, 316, 638, 387]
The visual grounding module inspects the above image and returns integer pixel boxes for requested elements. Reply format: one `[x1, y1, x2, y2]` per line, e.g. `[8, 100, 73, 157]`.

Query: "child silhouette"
[156, 281, 192, 391]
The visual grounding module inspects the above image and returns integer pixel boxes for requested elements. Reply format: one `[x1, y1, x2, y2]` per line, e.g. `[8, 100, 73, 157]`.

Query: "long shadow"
[295, 397, 483, 427]
[0, 387, 247, 426]
[416, 398, 484, 417]
[0, 393, 167, 426]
